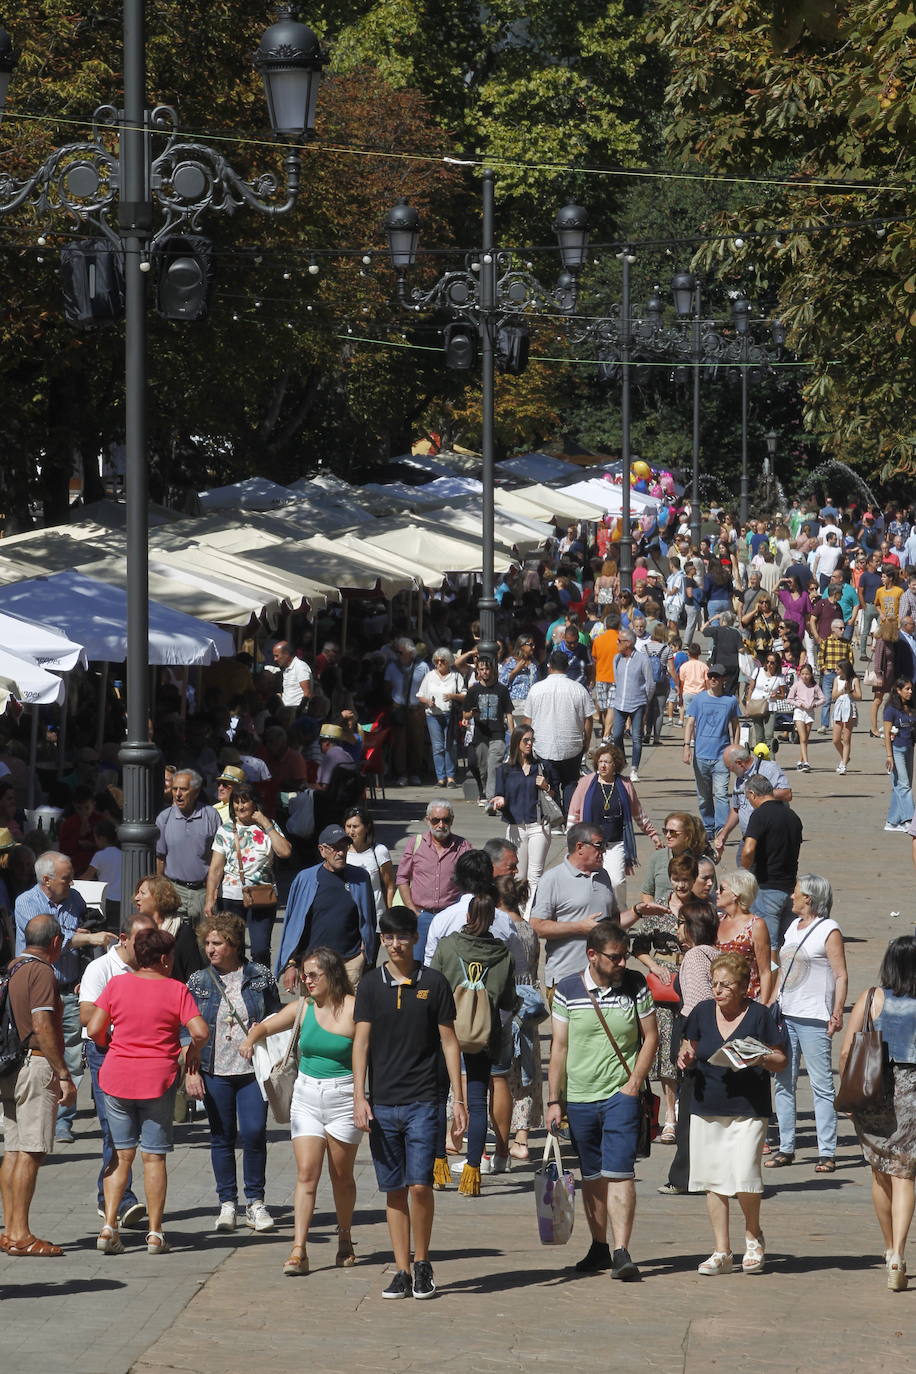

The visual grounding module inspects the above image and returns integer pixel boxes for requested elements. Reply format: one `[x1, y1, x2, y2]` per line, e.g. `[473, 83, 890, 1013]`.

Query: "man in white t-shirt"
[78, 911, 155, 1226]
[810, 532, 842, 591]
[271, 641, 313, 708]
[526, 650, 595, 813]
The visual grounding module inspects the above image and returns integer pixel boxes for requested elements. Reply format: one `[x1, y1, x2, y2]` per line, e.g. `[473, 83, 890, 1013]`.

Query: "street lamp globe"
[0, 26, 17, 122]
[254, 9, 325, 141]
[646, 288, 664, 326]
[384, 197, 420, 270]
[671, 272, 696, 318]
[771, 318, 786, 348]
[765, 429, 778, 458]
[554, 204, 589, 271]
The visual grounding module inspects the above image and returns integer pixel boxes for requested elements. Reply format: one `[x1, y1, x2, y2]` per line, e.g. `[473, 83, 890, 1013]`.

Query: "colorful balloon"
[632, 460, 651, 480]
[634, 479, 648, 492]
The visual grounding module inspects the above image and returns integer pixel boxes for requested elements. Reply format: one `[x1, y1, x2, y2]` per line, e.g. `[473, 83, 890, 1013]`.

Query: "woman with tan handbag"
[841, 936, 916, 1292]
[240, 946, 361, 1277]
[205, 784, 291, 966]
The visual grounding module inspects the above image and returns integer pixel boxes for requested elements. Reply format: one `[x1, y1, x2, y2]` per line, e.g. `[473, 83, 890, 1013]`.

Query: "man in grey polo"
[155, 769, 220, 924]
[713, 744, 793, 856]
[530, 823, 657, 989]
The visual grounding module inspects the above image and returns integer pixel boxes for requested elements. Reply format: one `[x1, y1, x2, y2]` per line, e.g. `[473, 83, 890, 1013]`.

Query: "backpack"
[452, 957, 493, 1053]
[647, 648, 666, 685]
[0, 958, 33, 1079]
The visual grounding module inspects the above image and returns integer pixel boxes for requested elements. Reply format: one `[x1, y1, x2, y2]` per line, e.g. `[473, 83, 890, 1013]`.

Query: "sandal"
[814, 1157, 836, 1173]
[763, 1152, 795, 1168]
[335, 1228, 356, 1268]
[659, 1122, 677, 1144]
[146, 1231, 170, 1254]
[284, 1245, 309, 1277]
[7, 1234, 63, 1257]
[96, 1224, 125, 1255]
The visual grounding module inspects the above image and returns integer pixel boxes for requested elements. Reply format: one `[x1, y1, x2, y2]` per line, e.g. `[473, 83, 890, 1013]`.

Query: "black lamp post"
[0, 4, 324, 912]
[732, 295, 752, 524]
[671, 273, 703, 550]
[765, 428, 778, 504]
[384, 176, 584, 659]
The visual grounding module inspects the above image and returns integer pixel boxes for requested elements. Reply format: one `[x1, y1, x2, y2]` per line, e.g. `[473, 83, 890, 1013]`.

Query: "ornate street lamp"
[255, 8, 324, 141]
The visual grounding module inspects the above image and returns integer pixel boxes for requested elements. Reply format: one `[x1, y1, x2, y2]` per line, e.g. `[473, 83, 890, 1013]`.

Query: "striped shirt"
[552, 968, 653, 1101]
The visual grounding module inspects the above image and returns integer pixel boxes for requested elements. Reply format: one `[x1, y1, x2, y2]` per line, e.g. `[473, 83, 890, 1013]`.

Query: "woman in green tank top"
[241, 946, 359, 1277]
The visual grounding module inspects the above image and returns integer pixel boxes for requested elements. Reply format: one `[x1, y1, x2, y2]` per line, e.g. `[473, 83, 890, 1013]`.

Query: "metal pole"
[477, 168, 497, 661]
[739, 335, 749, 525]
[118, 0, 159, 918]
[619, 253, 633, 593]
[690, 281, 702, 551]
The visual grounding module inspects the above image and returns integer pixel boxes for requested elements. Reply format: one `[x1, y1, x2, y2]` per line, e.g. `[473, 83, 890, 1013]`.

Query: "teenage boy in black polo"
[353, 908, 467, 1300]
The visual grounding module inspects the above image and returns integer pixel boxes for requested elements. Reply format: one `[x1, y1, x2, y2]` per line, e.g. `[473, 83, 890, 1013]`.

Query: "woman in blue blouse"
[491, 726, 554, 902]
[882, 677, 915, 832]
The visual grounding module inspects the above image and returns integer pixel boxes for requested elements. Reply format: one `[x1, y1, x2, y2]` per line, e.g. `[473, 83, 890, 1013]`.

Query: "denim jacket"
[187, 961, 282, 1075]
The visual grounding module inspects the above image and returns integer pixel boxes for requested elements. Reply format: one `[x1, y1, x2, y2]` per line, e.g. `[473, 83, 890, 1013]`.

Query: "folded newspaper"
[709, 1037, 770, 1070]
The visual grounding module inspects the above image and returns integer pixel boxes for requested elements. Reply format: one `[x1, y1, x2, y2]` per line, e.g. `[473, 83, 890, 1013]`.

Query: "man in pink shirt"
[395, 801, 472, 959]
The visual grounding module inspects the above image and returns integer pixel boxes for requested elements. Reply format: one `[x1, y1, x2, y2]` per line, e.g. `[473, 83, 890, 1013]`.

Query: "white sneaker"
[215, 1202, 237, 1232]
[630, 769, 640, 783]
[489, 1153, 510, 1174]
[244, 1202, 275, 1232]
[885, 823, 899, 832]
[836, 762, 846, 775]
[697, 1250, 734, 1275]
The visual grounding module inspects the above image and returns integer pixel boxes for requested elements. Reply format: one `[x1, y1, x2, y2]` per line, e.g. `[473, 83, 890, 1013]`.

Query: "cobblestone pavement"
[3, 724, 916, 1372]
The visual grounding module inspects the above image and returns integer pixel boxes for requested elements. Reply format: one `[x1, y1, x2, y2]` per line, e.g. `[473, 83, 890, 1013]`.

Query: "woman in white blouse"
[743, 651, 787, 750]
[416, 648, 465, 787]
[766, 874, 848, 1174]
[343, 807, 395, 924]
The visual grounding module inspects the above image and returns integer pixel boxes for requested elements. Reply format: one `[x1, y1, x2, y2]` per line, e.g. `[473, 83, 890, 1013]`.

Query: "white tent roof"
[198, 477, 297, 512]
[0, 648, 65, 706]
[496, 452, 581, 483]
[0, 609, 86, 672]
[0, 571, 233, 664]
[559, 478, 661, 513]
[427, 500, 553, 548]
[358, 523, 515, 576]
[234, 536, 423, 598]
[146, 541, 338, 609]
[505, 484, 607, 521]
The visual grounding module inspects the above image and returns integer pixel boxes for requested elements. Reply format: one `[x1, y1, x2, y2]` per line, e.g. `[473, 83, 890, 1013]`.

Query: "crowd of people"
[0, 493, 915, 1299]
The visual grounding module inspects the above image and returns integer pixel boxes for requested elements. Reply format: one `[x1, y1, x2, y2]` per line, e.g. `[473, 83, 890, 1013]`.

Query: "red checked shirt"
[395, 831, 472, 914]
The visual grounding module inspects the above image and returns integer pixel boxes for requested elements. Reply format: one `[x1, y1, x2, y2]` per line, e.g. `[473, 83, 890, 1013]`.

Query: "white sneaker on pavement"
[216, 1202, 237, 1232]
[245, 1202, 275, 1232]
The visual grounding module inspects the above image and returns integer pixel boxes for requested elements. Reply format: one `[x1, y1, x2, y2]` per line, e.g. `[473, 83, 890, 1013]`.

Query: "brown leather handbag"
[834, 987, 889, 1112]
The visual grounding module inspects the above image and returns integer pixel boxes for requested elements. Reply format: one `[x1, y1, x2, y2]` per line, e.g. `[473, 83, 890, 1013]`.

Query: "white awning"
[0, 648, 65, 706]
[496, 452, 582, 483]
[0, 610, 86, 672]
[198, 477, 298, 512]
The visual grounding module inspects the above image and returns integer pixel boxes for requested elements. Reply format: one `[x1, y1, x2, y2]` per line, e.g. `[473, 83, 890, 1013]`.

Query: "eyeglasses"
[594, 949, 627, 963]
[381, 933, 415, 946]
[663, 828, 683, 837]
[301, 970, 325, 983]
[711, 980, 738, 990]
[580, 839, 606, 851]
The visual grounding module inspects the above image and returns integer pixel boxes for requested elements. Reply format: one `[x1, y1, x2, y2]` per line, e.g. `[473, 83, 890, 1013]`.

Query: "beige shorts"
[0, 1054, 60, 1154]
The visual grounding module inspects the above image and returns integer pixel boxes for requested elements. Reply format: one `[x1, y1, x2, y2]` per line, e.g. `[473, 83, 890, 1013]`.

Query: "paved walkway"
[3, 722, 916, 1372]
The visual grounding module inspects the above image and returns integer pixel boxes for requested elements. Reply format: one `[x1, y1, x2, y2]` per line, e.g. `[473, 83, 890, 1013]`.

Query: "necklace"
[598, 779, 621, 816]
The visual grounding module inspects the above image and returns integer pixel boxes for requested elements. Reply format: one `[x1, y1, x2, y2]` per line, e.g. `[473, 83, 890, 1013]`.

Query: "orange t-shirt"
[592, 628, 620, 684]
[679, 659, 709, 695]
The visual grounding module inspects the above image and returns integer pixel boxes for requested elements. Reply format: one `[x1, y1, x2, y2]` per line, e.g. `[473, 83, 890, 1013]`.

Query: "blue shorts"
[105, 1087, 177, 1155]
[567, 1091, 642, 1181]
[369, 1100, 438, 1192]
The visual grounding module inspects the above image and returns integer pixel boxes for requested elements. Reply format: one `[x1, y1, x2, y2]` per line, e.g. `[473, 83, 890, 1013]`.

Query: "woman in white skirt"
[240, 947, 361, 1277]
[678, 952, 788, 1276]
[831, 658, 862, 775]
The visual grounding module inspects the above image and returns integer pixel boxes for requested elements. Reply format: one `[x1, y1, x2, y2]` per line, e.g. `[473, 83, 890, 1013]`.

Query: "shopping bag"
[533, 1131, 576, 1246]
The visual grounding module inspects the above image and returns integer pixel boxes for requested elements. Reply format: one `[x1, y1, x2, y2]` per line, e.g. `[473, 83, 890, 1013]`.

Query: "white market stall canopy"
[0, 571, 233, 664]
[504, 483, 607, 521]
[144, 539, 338, 610]
[235, 535, 426, 598]
[357, 522, 515, 576]
[496, 452, 582, 483]
[198, 477, 297, 512]
[430, 500, 553, 549]
[0, 647, 65, 706]
[559, 478, 661, 513]
[0, 610, 86, 672]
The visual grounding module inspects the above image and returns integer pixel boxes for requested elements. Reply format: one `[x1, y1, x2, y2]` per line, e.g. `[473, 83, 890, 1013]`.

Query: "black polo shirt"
[354, 963, 455, 1104]
[745, 800, 803, 893]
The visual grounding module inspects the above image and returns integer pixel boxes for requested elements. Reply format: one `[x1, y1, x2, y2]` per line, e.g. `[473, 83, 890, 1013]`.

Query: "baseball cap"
[318, 824, 349, 847]
[707, 663, 726, 678]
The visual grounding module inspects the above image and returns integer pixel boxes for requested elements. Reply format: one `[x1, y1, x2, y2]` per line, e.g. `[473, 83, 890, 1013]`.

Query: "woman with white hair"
[417, 648, 464, 788]
[766, 875, 847, 1173]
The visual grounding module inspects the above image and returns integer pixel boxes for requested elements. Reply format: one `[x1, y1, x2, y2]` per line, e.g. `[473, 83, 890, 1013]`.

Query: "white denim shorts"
[290, 1072, 362, 1145]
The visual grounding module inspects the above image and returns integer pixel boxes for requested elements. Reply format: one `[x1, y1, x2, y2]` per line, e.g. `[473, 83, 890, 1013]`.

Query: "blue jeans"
[56, 992, 84, 1134]
[612, 704, 646, 771]
[888, 745, 915, 827]
[819, 671, 836, 729]
[369, 1100, 439, 1191]
[415, 909, 438, 963]
[692, 755, 730, 836]
[462, 1050, 493, 1168]
[84, 1040, 139, 1212]
[219, 898, 277, 968]
[202, 1072, 269, 1203]
[773, 1017, 837, 1157]
[752, 887, 793, 950]
[426, 714, 455, 783]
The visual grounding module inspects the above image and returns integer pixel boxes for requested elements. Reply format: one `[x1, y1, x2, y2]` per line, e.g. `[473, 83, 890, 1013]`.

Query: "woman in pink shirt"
[785, 664, 825, 771]
[88, 927, 208, 1256]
